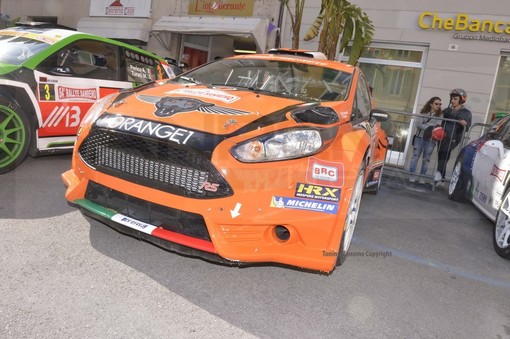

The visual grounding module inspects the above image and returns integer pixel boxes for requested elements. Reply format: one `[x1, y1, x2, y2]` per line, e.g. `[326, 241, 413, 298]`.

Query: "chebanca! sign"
[419, 12, 510, 42]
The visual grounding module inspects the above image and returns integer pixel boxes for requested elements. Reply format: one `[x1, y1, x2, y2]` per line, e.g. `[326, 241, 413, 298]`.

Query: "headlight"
[231, 129, 323, 162]
[80, 93, 117, 127]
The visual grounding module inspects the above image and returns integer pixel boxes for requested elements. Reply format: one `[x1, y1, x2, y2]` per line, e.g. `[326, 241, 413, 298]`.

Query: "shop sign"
[419, 12, 510, 42]
[189, 0, 254, 17]
[90, 0, 152, 18]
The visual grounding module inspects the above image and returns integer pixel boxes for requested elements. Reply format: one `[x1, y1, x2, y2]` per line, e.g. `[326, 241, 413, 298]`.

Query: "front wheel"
[336, 162, 365, 266]
[494, 190, 510, 259]
[0, 95, 32, 174]
[448, 158, 467, 201]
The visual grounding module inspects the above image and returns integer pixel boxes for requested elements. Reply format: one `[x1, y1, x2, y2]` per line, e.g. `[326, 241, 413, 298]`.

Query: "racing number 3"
[40, 83, 56, 101]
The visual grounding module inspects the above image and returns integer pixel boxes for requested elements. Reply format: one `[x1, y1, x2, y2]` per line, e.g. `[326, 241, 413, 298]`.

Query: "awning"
[152, 16, 269, 53]
[77, 17, 152, 42]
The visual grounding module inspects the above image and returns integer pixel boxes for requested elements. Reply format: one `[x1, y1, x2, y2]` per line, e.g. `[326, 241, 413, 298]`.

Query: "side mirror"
[370, 108, 389, 121]
[484, 140, 505, 159]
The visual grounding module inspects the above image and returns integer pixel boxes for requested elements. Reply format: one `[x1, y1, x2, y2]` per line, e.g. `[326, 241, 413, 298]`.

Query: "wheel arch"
[0, 83, 40, 128]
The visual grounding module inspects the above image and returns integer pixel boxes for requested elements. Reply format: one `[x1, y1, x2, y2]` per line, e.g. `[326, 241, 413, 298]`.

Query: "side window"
[487, 115, 510, 140]
[492, 116, 510, 148]
[121, 48, 168, 85]
[38, 40, 120, 81]
[352, 74, 372, 121]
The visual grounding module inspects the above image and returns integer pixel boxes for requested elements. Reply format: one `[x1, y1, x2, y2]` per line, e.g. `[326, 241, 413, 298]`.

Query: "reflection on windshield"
[177, 58, 352, 102]
[0, 34, 50, 65]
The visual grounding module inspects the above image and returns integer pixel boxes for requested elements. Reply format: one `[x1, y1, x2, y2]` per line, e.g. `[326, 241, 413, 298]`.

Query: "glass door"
[342, 44, 426, 166]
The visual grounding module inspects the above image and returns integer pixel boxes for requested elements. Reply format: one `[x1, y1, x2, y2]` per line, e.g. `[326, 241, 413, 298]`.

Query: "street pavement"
[1, 155, 509, 338]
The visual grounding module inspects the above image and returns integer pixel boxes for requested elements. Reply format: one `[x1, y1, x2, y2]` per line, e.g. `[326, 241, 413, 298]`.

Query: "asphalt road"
[1, 155, 509, 338]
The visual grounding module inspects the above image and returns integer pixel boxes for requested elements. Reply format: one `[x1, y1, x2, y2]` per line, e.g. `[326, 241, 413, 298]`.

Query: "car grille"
[86, 181, 211, 241]
[78, 128, 233, 198]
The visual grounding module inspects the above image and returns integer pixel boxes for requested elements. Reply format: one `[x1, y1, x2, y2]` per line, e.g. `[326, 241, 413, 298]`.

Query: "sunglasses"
[433, 102, 442, 106]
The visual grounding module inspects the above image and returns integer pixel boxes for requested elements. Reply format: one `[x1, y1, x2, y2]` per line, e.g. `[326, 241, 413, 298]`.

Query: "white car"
[448, 115, 510, 259]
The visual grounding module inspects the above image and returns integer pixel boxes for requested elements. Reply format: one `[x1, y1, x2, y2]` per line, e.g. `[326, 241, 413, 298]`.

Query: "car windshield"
[0, 34, 50, 65]
[177, 58, 352, 102]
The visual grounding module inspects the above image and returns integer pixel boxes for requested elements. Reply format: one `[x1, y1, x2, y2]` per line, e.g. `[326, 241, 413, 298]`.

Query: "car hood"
[104, 83, 347, 135]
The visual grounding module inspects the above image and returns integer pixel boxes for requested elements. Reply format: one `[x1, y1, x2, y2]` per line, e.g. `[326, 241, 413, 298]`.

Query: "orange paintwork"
[62, 52, 388, 273]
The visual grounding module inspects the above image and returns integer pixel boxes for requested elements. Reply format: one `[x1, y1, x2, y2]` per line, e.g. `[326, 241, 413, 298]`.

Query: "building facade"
[2, 0, 510, 133]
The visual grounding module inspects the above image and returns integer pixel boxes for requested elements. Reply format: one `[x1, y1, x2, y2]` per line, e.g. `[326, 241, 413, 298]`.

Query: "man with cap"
[434, 88, 472, 186]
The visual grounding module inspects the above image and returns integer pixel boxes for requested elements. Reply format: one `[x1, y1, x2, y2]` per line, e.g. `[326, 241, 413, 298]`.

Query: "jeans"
[437, 137, 460, 179]
[410, 136, 436, 175]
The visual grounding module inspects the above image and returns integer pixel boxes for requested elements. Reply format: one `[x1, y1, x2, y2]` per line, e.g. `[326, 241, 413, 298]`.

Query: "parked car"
[62, 49, 390, 273]
[0, 23, 174, 174]
[448, 115, 510, 259]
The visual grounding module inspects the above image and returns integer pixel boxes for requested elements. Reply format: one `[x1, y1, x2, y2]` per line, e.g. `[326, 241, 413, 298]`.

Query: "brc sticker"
[306, 157, 344, 187]
[295, 183, 340, 202]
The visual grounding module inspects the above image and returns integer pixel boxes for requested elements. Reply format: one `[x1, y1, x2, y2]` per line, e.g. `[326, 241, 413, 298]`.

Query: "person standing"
[409, 97, 443, 183]
[434, 88, 472, 186]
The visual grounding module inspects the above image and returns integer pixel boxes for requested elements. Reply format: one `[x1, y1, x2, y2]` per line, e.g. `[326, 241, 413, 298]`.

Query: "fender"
[0, 79, 41, 125]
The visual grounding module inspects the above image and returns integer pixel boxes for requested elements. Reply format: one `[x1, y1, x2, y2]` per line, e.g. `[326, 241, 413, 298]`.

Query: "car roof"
[0, 26, 165, 60]
[0, 26, 80, 45]
[229, 52, 356, 73]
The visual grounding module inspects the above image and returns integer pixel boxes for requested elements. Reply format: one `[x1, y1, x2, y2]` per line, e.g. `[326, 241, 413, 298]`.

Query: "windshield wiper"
[180, 76, 202, 85]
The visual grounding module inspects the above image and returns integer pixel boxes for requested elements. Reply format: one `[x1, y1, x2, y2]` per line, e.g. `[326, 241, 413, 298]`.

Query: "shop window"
[342, 44, 425, 164]
[488, 55, 510, 123]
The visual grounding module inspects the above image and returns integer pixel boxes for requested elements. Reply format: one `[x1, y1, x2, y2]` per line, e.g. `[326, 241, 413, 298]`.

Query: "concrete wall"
[279, 0, 510, 124]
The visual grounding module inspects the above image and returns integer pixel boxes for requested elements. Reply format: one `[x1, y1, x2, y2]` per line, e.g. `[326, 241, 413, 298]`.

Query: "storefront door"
[342, 44, 426, 166]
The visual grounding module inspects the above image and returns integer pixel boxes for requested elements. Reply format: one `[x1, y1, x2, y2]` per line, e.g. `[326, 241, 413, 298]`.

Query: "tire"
[494, 190, 510, 259]
[0, 95, 32, 174]
[448, 157, 466, 201]
[336, 162, 365, 266]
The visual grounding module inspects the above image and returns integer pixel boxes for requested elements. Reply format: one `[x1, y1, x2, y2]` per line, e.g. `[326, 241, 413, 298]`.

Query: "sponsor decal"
[270, 196, 338, 214]
[57, 86, 98, 101]
[167, 88, 240, 103]
[490, 164, 506, 182]
[112, 214, 156, 234]
[306, 157, 344, 187]
[42, 106, 81, 128]
[479, 191, 488, 204]
[295, 183, 340, 202]
[372, 169, 381, 181]
[137, 95, 251, 117]
[96, 115, 195, 145]
[39, 84, 56, 101]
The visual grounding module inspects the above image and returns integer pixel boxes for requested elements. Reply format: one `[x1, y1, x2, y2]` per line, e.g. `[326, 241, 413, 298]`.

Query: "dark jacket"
[442, 106, 472, 143]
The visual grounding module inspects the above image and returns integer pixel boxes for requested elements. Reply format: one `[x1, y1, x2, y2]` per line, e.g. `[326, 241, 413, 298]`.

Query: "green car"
[0, 23, 173, 174]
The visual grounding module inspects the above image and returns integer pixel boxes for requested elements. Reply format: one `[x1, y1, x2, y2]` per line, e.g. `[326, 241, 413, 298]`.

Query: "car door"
[34, 39, 130, 139]
[34, 39, 170, 140]
[472, 116, 510, 218]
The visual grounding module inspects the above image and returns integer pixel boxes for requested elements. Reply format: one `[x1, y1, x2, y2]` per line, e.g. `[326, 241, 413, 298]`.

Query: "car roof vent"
[14, 21, 76, 30]
[268, 48, 327, 60]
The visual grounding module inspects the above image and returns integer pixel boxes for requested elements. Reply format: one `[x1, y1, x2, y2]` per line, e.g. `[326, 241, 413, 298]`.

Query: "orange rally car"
[62, 49, 390, 273]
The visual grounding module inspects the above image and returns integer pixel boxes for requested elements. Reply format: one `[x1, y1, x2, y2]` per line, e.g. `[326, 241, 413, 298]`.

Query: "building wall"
[3, 0, 509, 124]
[280, 0, 510, 125]
[1, 0, 90, 28]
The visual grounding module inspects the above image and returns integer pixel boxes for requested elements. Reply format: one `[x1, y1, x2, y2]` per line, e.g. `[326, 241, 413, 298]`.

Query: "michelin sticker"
[270, 196, 338, 214]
